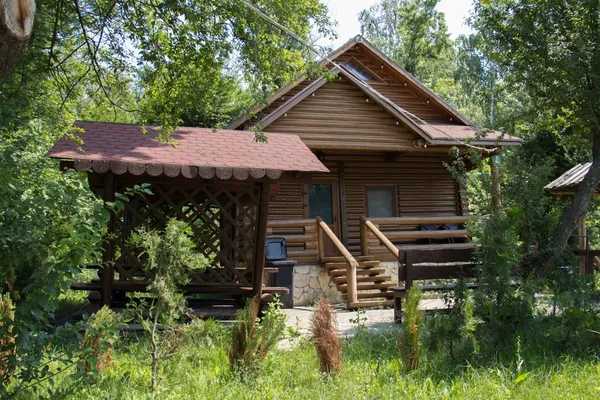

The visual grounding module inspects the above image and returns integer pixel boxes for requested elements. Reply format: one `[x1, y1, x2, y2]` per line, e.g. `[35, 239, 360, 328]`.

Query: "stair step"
[337, 282, 396, 292]
[356, 255, 376, 261]
[325, 260, 381, 270]
[320, 255, 377, 263]
[349, 300, 394, 308]
[334, 275, 392, 284]
[327, 268, 387, 277]
[345, 291, 395, 299]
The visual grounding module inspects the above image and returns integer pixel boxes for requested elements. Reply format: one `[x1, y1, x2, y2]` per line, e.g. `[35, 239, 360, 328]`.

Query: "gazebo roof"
[47, 121, 329, 180]
[544, 162, 597, 195]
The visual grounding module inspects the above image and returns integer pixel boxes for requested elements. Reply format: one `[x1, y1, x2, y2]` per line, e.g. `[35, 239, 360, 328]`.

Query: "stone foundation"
[292, 260, 400, 307]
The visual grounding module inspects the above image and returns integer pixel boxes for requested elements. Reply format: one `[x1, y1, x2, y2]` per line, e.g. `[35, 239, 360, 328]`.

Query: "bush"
[230, 295, 287, 373]
[80, 306, 120, 375]
[310, 298, 342, 375]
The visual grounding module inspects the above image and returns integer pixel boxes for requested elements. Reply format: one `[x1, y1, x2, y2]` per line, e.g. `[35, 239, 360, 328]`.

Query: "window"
[343, 58, 382, 82]
[365, 186, 397, 218]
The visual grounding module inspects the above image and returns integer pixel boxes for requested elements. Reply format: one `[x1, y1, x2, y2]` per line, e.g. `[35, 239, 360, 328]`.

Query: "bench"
[392, 248, 479, 323]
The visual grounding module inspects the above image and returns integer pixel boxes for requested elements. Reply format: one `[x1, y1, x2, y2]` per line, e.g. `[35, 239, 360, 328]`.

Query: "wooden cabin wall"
[263, 77, 421, 152]
[267, 154, 463, 257]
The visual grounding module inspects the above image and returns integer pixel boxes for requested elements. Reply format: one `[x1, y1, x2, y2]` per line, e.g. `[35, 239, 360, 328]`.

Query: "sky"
[319, 0, 474, 48]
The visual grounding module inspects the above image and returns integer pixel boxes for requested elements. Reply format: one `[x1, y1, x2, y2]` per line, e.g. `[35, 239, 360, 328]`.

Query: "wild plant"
[310, 297, 342, 375]
[131, 218, 209, 391]
[401, 287, 422, 371]
[230, 295, 287, 373]
[80, 306, 120, 375]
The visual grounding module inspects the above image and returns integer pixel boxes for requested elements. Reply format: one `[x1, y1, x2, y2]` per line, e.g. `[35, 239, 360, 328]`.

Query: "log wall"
[268, 153, 463, 261]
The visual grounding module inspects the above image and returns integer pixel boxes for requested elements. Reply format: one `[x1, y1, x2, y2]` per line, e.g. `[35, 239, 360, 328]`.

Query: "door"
[306, 179, 340, 257]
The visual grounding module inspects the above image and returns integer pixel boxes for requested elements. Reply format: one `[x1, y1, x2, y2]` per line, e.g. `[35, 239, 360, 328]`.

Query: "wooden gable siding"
[263, 77, 421, 151]
[267, 154, 462, 257]
[331, 46, 456, 123]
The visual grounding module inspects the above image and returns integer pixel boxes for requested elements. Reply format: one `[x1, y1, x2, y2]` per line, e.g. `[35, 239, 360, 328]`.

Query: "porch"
[267, 215, 477, 309]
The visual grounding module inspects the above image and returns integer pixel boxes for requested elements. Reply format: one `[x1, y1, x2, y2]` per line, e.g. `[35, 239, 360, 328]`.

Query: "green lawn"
[20, 320, 600, 400]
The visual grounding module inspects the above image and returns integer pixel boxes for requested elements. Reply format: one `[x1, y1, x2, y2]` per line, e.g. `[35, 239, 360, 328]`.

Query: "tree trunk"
[0, 0, 36, 87]
[539, 130, 600, 276]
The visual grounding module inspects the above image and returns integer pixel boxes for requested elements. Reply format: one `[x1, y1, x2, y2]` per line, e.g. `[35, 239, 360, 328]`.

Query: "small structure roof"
[47, 121, 329, 180]
[544, 163, 596, 194]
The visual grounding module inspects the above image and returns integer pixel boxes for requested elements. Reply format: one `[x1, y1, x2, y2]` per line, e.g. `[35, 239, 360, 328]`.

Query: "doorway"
[306, 179, 340, 257]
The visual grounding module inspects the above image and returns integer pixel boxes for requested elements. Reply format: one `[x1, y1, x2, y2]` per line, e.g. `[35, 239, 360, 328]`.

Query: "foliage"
[359, 0, 451, 78]
[401, 287, 422, 371]
[131, 218, 209, 390]
[0, 294, 16, 385]
[310, 298, 342, 375]
[80, 306, 120, 375]
[230, 296, 287, 373]
[423, 282, 481, 361]
[472, 0, 600, 272]
[0, 119, 108, 394]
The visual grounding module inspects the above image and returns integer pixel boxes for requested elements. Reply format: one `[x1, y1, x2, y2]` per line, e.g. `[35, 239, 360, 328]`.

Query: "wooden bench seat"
[393, 248, 478, 323]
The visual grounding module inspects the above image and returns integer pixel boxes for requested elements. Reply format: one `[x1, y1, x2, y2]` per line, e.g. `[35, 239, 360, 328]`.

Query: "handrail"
[316, 216, 358, 305]
[360, 215, 480, 258]
[360, 216, 399, 259]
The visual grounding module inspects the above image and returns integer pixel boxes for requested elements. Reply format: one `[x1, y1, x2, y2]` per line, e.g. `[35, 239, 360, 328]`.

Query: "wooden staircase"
[322, 255, 394, 308]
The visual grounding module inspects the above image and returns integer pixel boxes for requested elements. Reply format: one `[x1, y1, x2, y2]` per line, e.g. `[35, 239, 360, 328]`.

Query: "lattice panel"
[112, 180, 260, 286]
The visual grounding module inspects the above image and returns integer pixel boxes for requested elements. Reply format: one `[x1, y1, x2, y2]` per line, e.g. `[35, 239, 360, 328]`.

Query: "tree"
[358, 0, 451, 78]
[0, 0, 35, 86]
[472, 1, 600, 274]
[1, 0, 335, 131]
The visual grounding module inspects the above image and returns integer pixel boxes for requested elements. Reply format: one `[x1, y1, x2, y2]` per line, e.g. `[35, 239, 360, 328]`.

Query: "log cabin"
[229, 36, 521, 308]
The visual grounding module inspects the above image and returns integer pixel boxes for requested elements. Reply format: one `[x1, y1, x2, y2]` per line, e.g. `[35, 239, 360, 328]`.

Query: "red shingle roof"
[47, 121, 329, 180]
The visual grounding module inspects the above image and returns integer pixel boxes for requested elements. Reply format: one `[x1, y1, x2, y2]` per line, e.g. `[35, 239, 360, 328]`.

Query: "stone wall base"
[292, 261, 399, 307]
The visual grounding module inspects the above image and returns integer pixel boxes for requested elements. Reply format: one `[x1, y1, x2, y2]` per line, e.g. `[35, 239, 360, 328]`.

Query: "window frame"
[364, 185, 399, 218]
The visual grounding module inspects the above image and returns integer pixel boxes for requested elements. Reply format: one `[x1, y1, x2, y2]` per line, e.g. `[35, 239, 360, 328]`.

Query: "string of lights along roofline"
[239, 0, 498, 153]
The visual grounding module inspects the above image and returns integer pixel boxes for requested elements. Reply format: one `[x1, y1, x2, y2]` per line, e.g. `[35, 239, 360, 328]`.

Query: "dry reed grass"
[310, 297, 342, 375]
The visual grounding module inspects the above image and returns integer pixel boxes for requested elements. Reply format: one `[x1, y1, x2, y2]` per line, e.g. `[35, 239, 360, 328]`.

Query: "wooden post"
[360, 216, 370, 256]
[252, 182, 271, 297]
[101, 173, 116, 306]
[490, 154, 502, 212]
[316, 218, 324, 262]
[338, 161, 349, 247]
[578, 216, 587, 274]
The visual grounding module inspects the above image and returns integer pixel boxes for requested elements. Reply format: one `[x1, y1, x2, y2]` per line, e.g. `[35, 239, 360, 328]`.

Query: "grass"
[13, 318, 600, 400]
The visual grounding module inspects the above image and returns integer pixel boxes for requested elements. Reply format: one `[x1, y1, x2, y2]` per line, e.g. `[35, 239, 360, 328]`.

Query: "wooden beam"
[252, 182, 271, 297]
[101, 172, 116, 306]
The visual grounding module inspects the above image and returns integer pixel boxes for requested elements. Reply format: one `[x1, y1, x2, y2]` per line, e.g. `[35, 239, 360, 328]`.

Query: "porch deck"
[267, 215, 479, 309]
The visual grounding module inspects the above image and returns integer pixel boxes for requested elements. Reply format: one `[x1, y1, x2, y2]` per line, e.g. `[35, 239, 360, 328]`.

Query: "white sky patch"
[317, 0, 474, 49]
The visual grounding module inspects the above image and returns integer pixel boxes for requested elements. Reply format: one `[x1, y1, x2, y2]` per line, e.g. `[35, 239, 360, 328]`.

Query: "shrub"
[230, 295, 287, 373]
[310, 298, 342, 375]
[131, 218, 209, 391]
[401, 287, 422, 371]
[80, 306, 120, 375]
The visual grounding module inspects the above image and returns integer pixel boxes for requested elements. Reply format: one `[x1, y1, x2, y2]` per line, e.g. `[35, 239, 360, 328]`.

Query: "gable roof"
[228, 35, 521, 147]
[47, 121, 328, 180]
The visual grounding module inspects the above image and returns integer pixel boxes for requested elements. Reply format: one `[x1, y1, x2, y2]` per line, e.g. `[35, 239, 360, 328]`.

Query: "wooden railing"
[267, 219, 318, 265]
[316, 217, 358, 305]
[360, 216, 475, 260]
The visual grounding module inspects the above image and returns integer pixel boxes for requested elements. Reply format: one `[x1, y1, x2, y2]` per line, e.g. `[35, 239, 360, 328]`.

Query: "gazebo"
[545, 162, 599, 274]
[47, 121, 328, 309]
